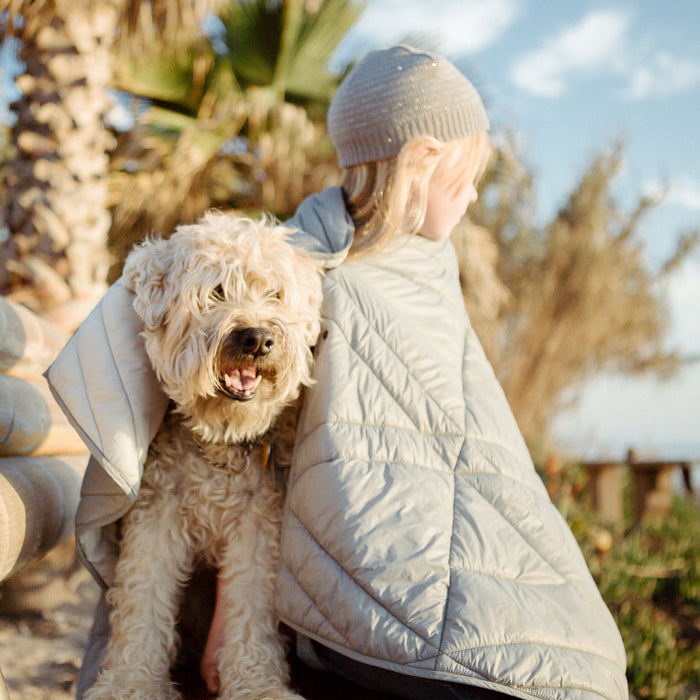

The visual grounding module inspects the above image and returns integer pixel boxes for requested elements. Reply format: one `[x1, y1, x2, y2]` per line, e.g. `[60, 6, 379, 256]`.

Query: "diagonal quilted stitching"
[326, 275, 466, 442]
[284, 508, 443, 658]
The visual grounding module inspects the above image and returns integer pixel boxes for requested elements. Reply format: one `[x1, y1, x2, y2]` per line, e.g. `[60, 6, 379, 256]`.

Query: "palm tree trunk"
[2, 0, 119, 331]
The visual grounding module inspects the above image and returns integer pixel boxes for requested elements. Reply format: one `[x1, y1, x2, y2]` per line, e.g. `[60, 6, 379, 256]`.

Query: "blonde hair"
[342, 131, 491, 257]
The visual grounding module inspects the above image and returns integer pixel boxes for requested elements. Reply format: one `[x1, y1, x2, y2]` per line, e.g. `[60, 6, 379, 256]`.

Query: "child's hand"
[200, 574, 230, 695]
[200, 630, 222, 694]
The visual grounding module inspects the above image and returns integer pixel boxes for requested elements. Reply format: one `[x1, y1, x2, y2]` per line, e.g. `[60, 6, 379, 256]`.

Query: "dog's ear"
[122, 236, 174, 331]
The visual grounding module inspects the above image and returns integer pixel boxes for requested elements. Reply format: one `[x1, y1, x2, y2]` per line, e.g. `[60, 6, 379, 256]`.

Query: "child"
[203, 46, 629, 699]
[47, 45, 628, 700]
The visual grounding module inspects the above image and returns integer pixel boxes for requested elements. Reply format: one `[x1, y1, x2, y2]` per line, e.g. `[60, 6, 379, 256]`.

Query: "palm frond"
[218, 0, 363, 101]
[285, 0, 364, 100]
[219, 0, 283, 88]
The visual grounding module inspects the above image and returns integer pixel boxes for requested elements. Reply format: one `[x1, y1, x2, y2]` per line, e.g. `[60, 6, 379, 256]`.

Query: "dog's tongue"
[224, 364, 259, 393]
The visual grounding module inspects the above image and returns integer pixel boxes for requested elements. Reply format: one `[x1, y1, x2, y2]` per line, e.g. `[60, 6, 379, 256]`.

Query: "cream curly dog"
[85, 212, 322, 700]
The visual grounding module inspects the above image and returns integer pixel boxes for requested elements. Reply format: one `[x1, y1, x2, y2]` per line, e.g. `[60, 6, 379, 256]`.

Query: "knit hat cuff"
[333, 105, 489, 167]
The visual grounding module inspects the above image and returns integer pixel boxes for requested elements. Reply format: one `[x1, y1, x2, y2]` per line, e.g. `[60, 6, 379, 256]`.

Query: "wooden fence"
[582, 448, 697, 529]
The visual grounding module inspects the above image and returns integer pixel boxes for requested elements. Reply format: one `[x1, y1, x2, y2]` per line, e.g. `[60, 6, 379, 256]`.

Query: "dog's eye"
[212, 284, 226, 300]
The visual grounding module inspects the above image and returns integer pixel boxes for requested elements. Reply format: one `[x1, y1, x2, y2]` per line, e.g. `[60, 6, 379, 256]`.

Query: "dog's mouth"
[219, 362, 262, 401]
[216, 326, 275, 402]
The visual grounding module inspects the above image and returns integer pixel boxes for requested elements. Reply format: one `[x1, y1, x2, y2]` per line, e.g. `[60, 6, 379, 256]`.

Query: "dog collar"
[195, 439, 271, 476]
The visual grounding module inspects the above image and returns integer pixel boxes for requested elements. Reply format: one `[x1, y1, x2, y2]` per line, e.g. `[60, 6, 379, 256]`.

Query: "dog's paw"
[85, 669, 182, 700]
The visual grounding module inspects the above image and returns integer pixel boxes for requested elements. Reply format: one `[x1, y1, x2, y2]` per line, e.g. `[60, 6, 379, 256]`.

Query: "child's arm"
[200, 573, 230, 695]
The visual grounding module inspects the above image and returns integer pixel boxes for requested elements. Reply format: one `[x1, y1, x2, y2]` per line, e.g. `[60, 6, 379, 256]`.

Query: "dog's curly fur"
[84, 212, 322, 700]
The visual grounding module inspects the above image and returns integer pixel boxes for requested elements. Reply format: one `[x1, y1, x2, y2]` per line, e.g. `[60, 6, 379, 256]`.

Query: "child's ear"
[122, 237, 173, 331]
[411, 141, 442, 179]
[413, 141, 442, 161]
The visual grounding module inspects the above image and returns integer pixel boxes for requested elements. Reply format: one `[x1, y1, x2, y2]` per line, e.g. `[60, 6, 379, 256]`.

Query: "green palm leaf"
[220, 0, 363, 102]
[284, 0, 363, 100]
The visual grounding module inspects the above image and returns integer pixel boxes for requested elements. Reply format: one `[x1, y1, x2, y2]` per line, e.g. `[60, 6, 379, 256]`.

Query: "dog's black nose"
[233, 327, 274, 357]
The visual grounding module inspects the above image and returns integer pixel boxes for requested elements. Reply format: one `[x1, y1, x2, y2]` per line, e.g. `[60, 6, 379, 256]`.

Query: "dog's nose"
[233, 327, 274, 357]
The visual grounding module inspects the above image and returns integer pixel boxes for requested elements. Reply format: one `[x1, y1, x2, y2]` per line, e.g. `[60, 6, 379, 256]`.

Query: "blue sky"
[338, 0, 700, 459]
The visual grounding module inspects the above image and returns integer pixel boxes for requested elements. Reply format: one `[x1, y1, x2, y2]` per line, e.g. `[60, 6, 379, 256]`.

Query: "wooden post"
[583, 461, 624, 530]
[0, 374, 50, 455]
[627, 449, 676, 524]
[0, 454, 88, 582]
[0, 374, 86, 457]
[0, 297, 91, 588]
[0, 297, 67, 380]
[0, 668, 9, 700]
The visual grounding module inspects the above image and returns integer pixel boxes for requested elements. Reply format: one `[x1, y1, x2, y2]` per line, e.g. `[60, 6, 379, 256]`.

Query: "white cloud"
[343, 0, 519, 57]
[511, 10, 631, 97]
[511, 9, 700, 101]
[668, 179, 700, 211]
[625, 52, 700, 100]
[644, 177, 700, 212]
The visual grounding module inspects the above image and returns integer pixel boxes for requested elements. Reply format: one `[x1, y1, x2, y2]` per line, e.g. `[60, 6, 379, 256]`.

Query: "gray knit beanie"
[328, 45, 489, 167]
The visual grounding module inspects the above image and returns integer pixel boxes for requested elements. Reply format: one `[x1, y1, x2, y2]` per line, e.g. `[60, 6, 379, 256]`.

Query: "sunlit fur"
[124, 211, 322, 443]
[84, 212, 322, 700]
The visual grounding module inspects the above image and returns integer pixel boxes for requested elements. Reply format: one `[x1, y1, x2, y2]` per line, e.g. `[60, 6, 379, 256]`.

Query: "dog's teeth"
[220, 366, 259, 399]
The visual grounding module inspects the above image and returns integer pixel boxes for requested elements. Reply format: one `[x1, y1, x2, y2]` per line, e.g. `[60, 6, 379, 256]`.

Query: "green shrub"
[559, 477, 700, 699]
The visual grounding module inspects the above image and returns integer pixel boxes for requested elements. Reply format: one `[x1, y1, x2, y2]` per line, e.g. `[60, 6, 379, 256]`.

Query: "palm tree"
[0, 0, 363, 325]
[0, 0, 241, 327]
[1, 0, 121, 330]
[107, 0, 362, 274]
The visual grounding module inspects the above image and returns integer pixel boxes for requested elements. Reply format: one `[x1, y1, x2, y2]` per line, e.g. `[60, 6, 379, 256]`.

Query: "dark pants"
[312, 642, 513, 700]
